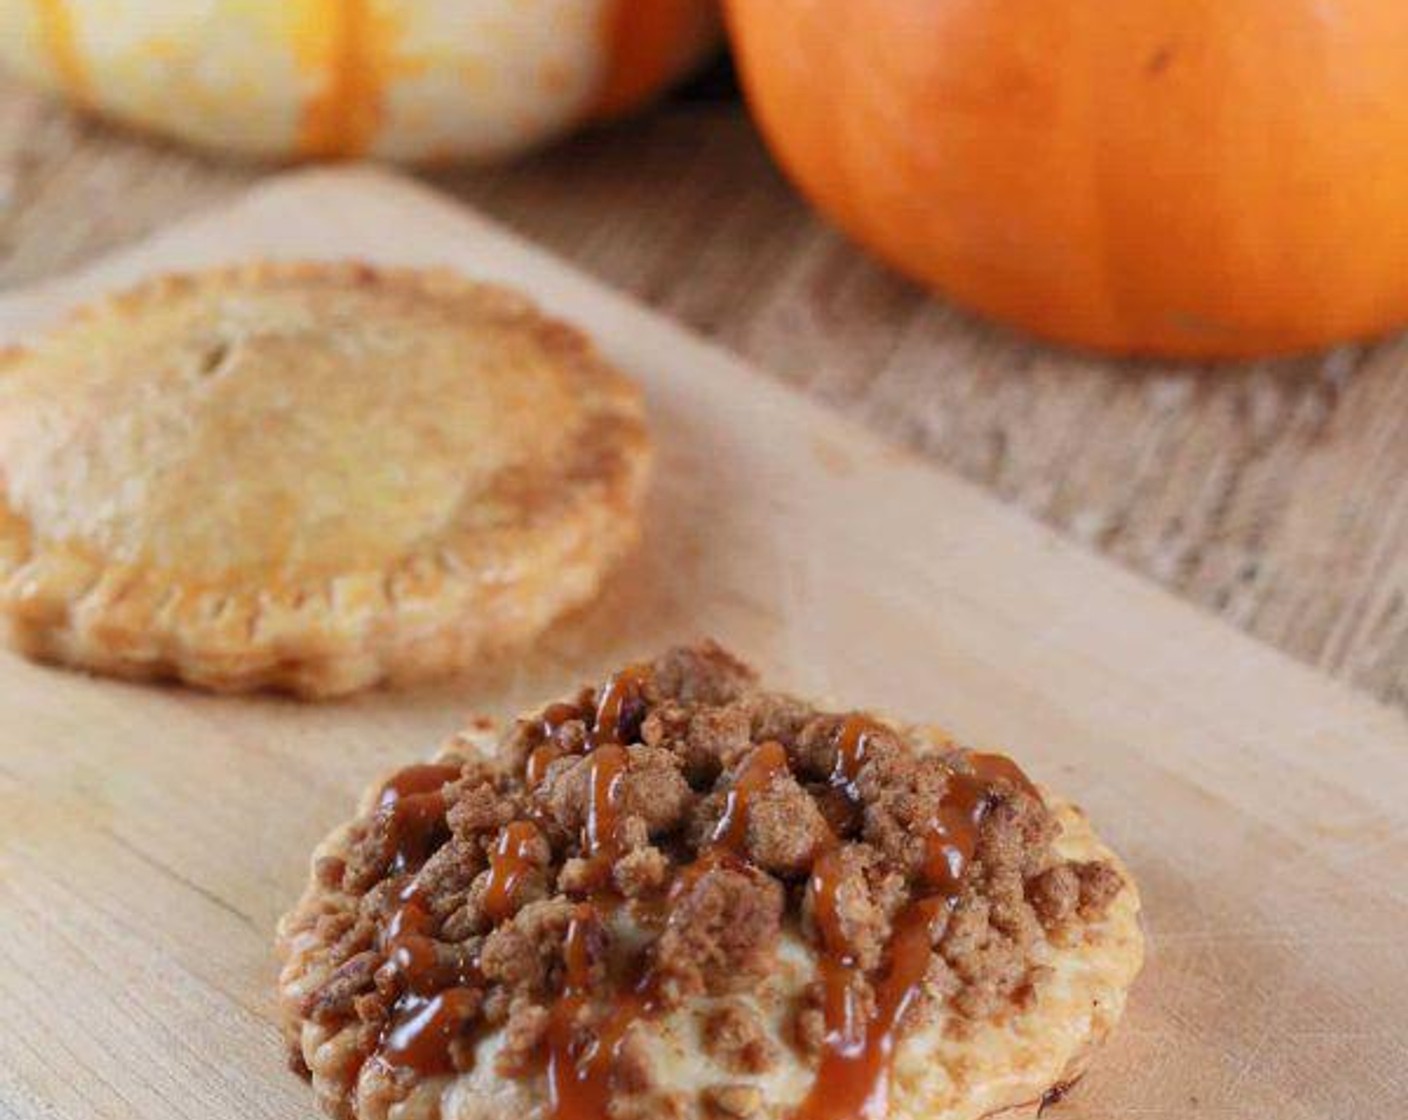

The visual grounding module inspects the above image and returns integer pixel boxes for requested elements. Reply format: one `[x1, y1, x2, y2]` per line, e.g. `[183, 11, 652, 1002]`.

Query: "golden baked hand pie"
[0, 262, 651, 697]
[277, 643, 1144, 1120]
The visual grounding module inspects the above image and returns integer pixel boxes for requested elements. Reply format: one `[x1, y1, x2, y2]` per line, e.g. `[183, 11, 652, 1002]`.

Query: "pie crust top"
[0, 262, 651, 696]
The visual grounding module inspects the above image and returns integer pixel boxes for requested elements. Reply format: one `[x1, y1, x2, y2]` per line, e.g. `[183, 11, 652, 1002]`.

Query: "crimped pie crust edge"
[0, 261, 652, 697]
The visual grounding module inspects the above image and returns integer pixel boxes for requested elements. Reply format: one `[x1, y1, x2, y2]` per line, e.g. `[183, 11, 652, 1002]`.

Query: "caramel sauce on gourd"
[33, 0, 90, 104]
[299, 0, 385, 158]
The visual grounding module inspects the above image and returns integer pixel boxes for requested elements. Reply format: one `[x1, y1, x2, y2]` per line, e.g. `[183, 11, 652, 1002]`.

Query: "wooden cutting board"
[0, 168, 1402, 1120]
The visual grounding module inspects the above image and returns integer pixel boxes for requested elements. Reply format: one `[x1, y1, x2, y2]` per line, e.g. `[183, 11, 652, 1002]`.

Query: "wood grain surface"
[0, 168, 1404, 1120]
[0, 73, 1403, 711]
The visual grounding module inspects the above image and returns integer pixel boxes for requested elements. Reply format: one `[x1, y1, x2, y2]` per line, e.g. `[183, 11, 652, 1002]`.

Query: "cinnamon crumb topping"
[286, 641, 1125, 1118]
[701, 1000, 779, 1075]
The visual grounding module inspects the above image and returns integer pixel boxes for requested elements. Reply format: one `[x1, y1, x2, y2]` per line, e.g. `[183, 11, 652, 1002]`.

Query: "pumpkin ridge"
[5, 1, 717, 163]
[592, 0, 716, 119]
[726, 0, 1408, 358]
[32, 0, 90, 105]
[299, 0, 387, 158]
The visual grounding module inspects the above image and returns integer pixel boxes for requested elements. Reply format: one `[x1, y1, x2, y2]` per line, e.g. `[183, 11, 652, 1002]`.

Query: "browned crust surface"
[0, 261, 652, 697]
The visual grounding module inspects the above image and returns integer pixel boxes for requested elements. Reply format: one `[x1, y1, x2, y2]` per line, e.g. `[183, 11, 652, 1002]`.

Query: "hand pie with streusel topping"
[0, 262, 651, 697]
[276, 643, 1143, 1120]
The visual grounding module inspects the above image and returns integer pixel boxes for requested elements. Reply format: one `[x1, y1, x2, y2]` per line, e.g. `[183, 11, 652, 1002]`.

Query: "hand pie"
[276, 642, 1144, 1120]
[0, 262, 651, 697]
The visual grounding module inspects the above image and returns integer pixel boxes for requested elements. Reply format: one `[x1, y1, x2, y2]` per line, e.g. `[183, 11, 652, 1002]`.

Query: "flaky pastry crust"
[0, 262, 651, 697]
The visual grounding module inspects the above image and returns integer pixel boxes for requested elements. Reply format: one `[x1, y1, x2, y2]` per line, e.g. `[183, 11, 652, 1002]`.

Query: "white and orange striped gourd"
[0, 0, 718, 161]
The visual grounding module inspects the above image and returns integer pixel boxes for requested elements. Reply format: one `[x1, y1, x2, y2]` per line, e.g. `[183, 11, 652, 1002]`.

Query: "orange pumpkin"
[726, 1, 1408, 358]
[0, 0, 718, 162]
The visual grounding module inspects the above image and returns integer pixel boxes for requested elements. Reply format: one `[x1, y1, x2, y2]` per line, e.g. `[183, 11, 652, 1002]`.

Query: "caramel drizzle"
[712, 739, 790, 851]
[380, 762, 463, 804]
[532, 665, 650, 892]
[658, 741, 789, 913]
[544, 904, 651, 1119]
[362, 683, 1042, 1117]
[523, 667, 646, 794]
[542, 700, 585, 734]
[367, 660, 654, 1086]
[797, 891, 948, 1120]
[365, 711, 641, 1085]
[545, 906, 604, 1114]
[483, 821, 545, 925]
[830, 714, 875, 795]
[377, 879, 484, 1075]
[32, 0, 91, 104]
[367, 764, 482, 1076]
[378, 988, 481, 1075]
[793, 717, 1042, 1119]
[545, 737, 789, 1118]
[589, 664, 649, 749]
[525, 701, 585, 787]
[525, 743, 562, 789]
[540, 666, 654, 1116]
[967, 751, 1042, 801]
[378, 763, 461, 875]
[541, 711, 1041, 1120]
